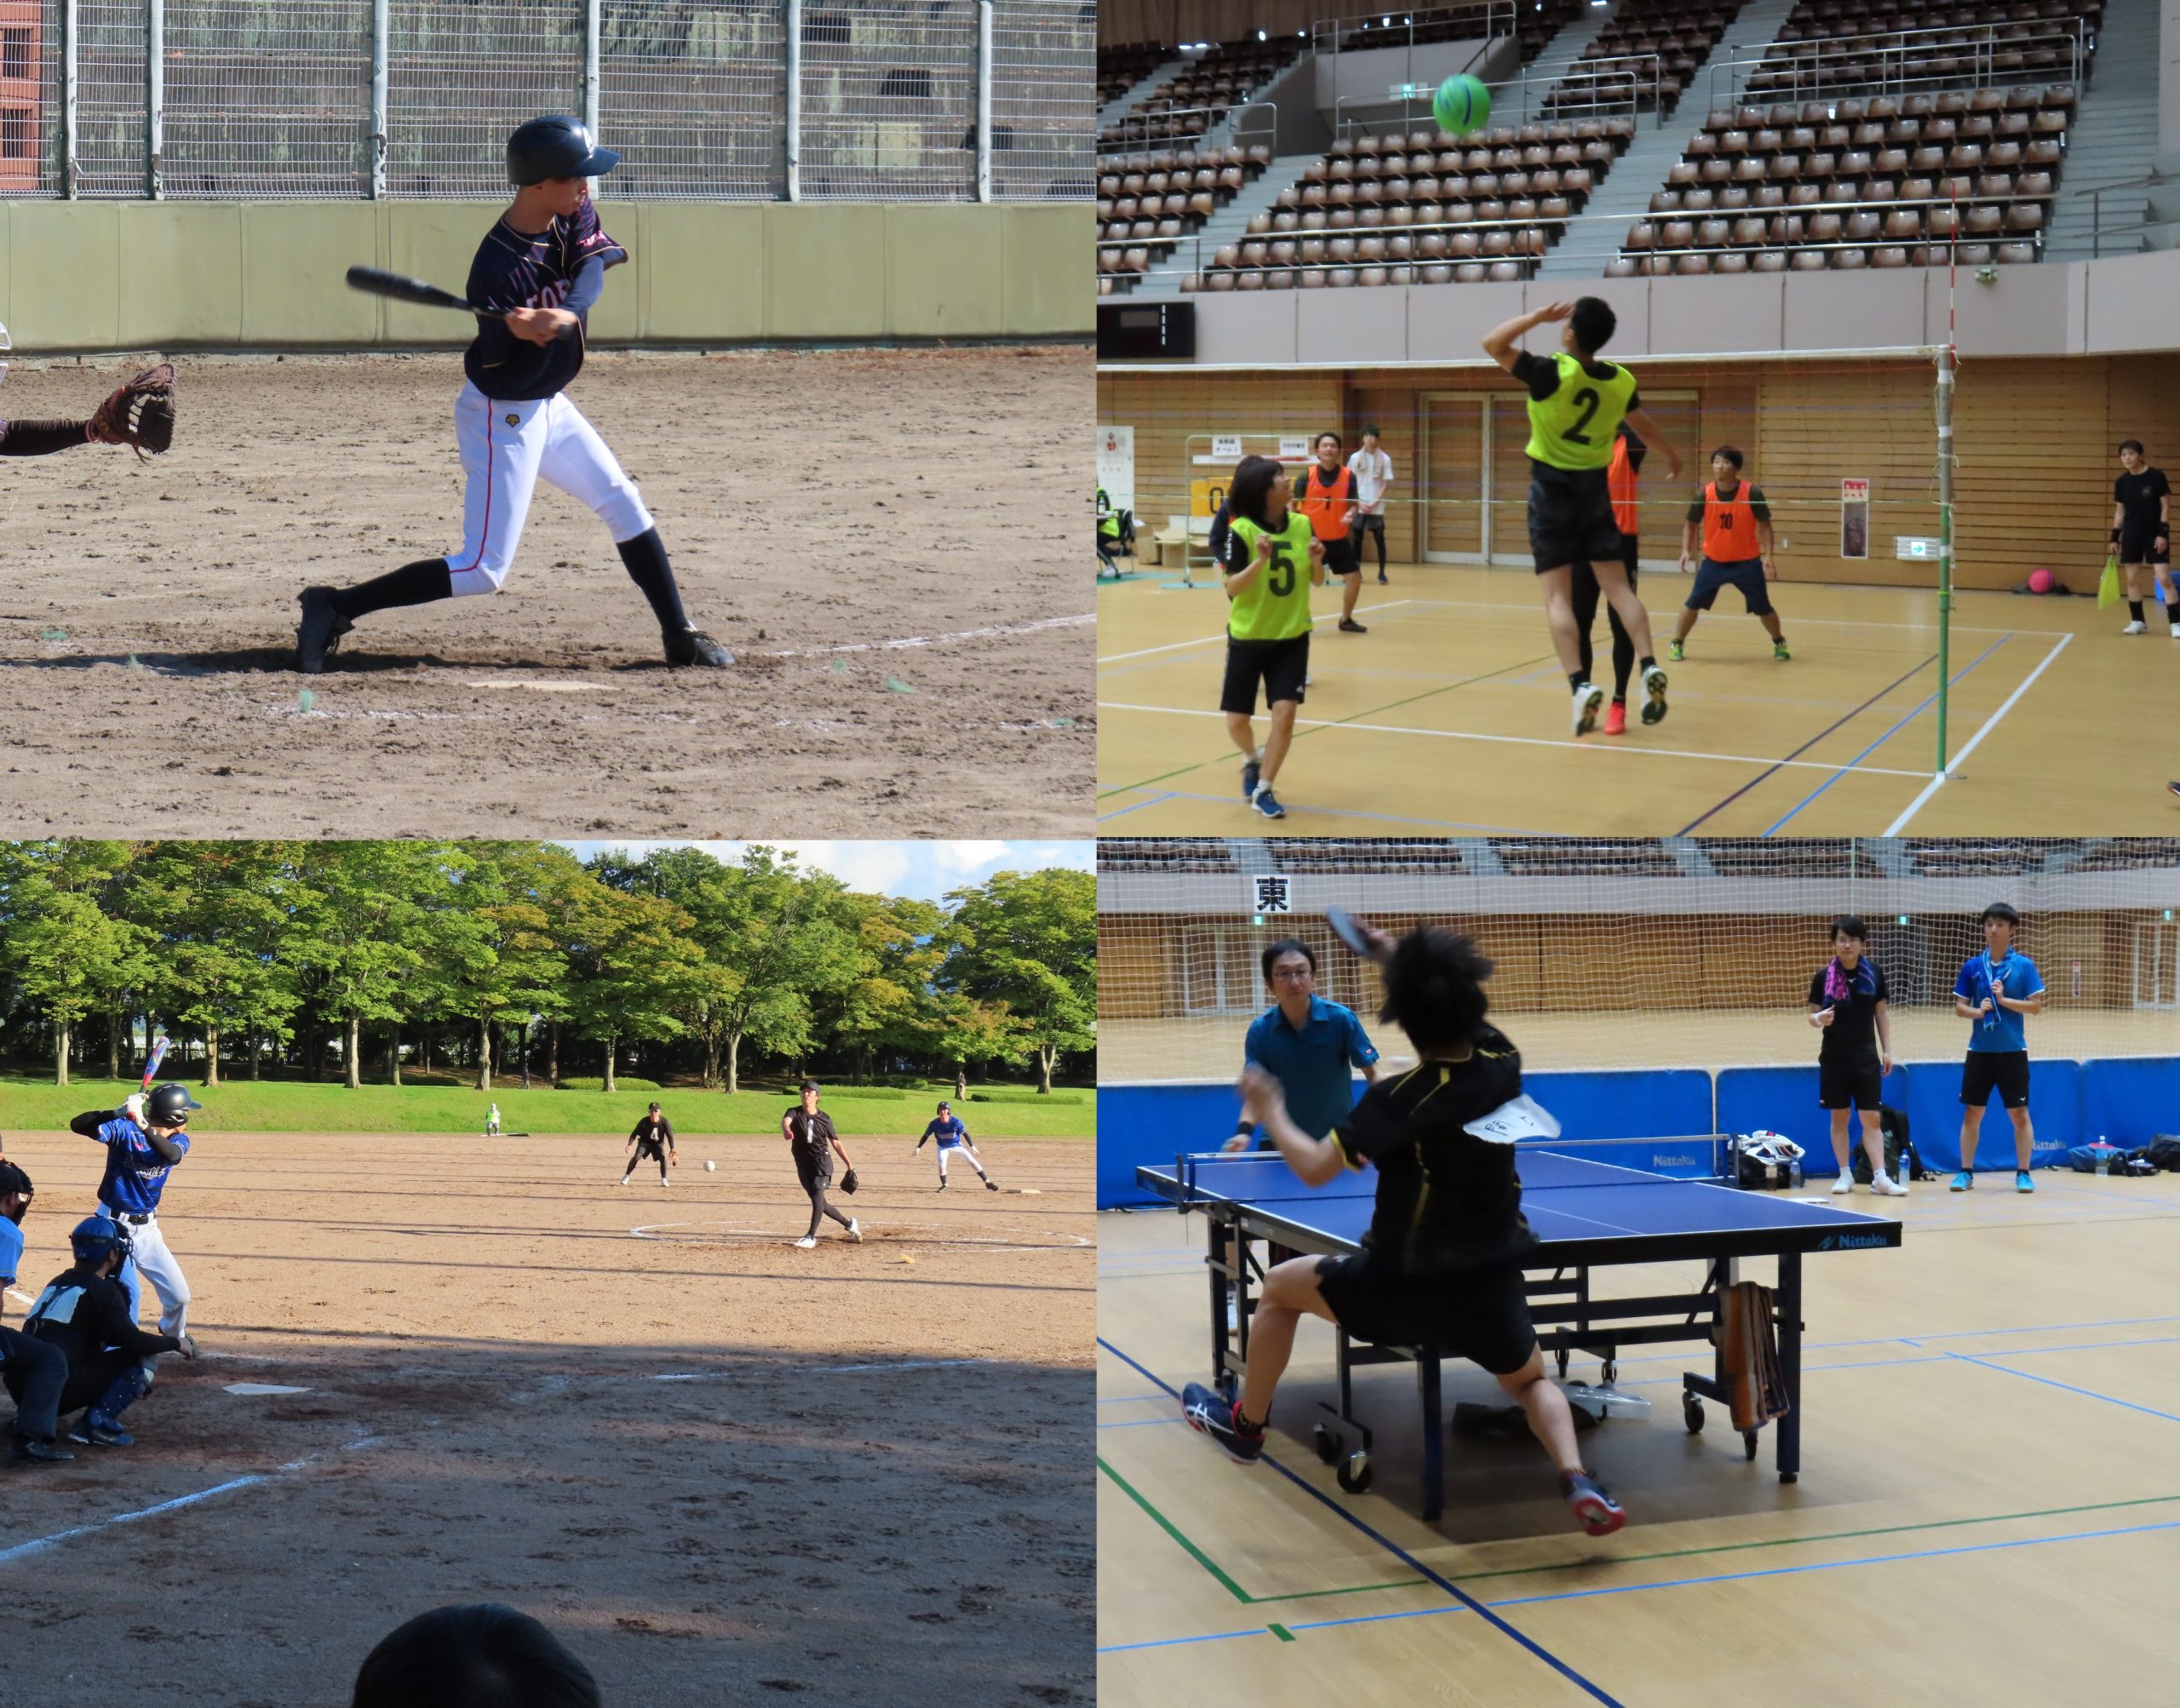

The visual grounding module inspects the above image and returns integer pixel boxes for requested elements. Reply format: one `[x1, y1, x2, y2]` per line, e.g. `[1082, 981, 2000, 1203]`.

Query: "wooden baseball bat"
[345, 265, 487, 316]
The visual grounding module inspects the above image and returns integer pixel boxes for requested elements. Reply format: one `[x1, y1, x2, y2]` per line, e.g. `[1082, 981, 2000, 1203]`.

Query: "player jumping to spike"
[295, 117, 731, 674]
[916, 1100, 997, 1192]
[1483, 299, 1684, 736]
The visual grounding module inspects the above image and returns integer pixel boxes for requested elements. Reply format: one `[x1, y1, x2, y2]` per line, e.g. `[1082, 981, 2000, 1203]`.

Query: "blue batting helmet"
[70, 1215, 131, 1268]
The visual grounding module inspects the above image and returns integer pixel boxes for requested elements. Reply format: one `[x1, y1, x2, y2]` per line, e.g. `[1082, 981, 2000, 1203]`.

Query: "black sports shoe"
[295, 586, 353, 674]
[984, 1178, 999, 1191]
[1182, 1382, 1265, 1464]
[663, 627, 733, 668]
[1338, 616, 1368, 633]
[1241, 758, 1261, 800]
[1562, 1469, 1626, 1535]
[9, 1435, 74, 1464]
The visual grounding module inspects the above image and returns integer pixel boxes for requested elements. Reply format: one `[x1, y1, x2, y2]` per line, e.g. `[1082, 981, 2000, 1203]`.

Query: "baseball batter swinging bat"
[345, 265, 487, 317]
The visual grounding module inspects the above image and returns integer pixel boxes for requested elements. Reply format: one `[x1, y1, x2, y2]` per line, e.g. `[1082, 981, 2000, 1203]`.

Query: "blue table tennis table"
[1139, 1143, 1902, 1521]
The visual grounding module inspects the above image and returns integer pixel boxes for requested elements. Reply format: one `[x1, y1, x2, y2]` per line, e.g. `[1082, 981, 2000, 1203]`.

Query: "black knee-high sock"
[331, 557, 452, 622]
[617, 528, 689, 632]
[2129, 599, 2146, 622]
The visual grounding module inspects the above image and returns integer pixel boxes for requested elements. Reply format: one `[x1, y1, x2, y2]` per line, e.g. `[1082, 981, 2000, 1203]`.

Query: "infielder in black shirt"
[618, 1103, 677, 1186]
[784, 1082, 862, 1248]
[1181, 923, 1626, 1535]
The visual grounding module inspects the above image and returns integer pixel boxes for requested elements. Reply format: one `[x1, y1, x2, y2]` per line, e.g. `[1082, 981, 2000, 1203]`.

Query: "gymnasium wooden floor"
[1099, 1169, 2180, 1706]
[1097, 564, 2178, 836]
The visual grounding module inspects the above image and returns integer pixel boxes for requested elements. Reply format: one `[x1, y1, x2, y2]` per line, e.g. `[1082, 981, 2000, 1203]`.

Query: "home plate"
[224, 1383, 312, 1396]
[464, 679, 618, 693]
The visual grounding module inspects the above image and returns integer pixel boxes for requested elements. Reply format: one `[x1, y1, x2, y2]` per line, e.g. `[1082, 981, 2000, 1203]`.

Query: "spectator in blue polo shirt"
[1225, 937, 1381, 1151]
[1951, 901, 2046, 1194]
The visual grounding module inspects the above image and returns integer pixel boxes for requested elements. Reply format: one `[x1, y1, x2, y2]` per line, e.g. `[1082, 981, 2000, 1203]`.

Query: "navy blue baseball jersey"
[462, 195, 628, 402]
[89, 1115, 189, 1217]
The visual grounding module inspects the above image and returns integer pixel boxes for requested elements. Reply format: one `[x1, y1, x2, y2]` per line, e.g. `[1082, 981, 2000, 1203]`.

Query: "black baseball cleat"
[663, 627, 733, 668]
[984, 1178, 999, 1191]
[9, 1434, 74, 1464]
[1562, 1469, 1626, 1536]
[295, 587, 353, 674]
[1182, 1381, 1265, 1464]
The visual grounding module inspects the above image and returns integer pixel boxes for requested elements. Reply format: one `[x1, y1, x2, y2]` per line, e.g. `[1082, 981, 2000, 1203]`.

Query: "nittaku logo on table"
[1817, 1232, 1890, 1251]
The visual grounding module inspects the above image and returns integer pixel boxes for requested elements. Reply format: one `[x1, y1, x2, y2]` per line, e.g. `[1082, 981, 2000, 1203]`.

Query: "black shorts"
[1687, 556, 1773, 616]
[1320, 532, 1359, 577]
[1818, 1053, 1884, 1111]
[634, 1139, 665, 1160]
[2119, 523, 2171, 565]
[1220, 633, 1310, 715]
[795, 1155, 834, 1193]
[1571, 534, 1638, 599]
[1352, 512, 1386, 536]
[1315, 1252, 1536, 1376]
[1961, 1051, 2030, 1109]
[1527, 464, 1621, 572]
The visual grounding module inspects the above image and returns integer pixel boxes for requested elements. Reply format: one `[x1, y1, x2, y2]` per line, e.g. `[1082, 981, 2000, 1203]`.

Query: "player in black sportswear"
[1180, 923, 1626, 1536]
[618, 1102, 676, 1186]
[2111, 438, 2176, 636]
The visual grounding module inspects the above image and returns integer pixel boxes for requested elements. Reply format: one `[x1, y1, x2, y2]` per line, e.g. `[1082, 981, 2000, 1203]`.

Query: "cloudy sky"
[559, 840, 1093, 901]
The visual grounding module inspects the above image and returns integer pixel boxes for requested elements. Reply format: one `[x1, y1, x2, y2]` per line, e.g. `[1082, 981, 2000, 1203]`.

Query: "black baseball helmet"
[507, 116, 621, 186]
[147, 1083, 203, 1126]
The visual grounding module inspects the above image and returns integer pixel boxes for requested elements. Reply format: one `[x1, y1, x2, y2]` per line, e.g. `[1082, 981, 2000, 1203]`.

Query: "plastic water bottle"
[2096, 1134, 2112, 1177]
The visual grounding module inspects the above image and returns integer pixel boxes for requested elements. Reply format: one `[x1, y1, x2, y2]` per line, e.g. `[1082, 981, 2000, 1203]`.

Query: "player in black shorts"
[1808, 915, 1905, 1197]
[783, 1081, 862, 1247]
[1180, 923, 1626, 1537]
[2110, 438, 2176, 636]
[1294, 433, 1367, 633]
[618, 1102, 676, 1186]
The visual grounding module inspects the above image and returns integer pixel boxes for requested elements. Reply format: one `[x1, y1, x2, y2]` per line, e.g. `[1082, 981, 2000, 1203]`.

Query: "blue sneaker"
[1182, 1382, 1265, 1464]
[1562, 1470, 1626, 1536]
[1949, 1171, 1973, 1192]
[1251, 786, 1286, 820]
[2016, 1169, 2035, 1193]
[1241, 758, 1260, 800]
[70, 1410, 134, 1448]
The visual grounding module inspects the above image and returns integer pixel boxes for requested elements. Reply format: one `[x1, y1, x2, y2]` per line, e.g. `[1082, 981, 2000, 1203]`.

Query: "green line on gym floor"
[1098, 1455, 1427, 1606]
[1269, 1623, 1297, 1642]
[1096, 652, 1555, 801]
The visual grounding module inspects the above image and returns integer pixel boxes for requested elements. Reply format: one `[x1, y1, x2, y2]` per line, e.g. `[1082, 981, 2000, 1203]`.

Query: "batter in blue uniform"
[70, 1080, 201, 1335]
[915, 1102, 997, 1192]
[296, 115, 731, 674]
[1950, 901, 2047, 1193]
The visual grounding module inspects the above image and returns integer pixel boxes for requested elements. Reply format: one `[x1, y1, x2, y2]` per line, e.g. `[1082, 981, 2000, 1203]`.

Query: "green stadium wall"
[0, 202, 1089, 351]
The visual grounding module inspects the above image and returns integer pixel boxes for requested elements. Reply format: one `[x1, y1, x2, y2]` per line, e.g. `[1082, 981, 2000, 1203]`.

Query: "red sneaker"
[1603, 701, 1628, 736]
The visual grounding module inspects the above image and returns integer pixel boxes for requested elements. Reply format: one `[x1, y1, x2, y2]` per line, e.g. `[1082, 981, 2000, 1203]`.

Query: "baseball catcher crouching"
[0, 361, 175, 461]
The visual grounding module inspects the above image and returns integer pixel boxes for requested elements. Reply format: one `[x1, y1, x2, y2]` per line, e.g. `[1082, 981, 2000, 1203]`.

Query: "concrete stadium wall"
[1116, 247, 2180, 368]
[0, 202, 1090, 352]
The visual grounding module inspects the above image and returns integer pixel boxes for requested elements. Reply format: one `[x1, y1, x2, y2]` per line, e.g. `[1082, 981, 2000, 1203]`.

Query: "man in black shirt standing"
[1807, 915, 1906, 1197]
[783, 1082, 862, 1249]
[2110, 438, 2176, 636]
[618, 1102, 676, 1186]
[1179, 924, 1626, 1536]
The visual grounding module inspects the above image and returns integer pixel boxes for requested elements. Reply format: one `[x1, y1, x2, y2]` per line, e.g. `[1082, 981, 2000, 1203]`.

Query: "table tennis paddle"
[1326, 905, 1375, 959]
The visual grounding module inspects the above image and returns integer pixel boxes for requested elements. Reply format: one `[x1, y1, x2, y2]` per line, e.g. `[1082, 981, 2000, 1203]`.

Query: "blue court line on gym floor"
[1605, 1331, 2180, 1387]
[1094, 791, 1180, 822]
[1944, 1350, 2180, 1425]
[1758, 633, 2012, 834]
[1673, 649, 1940, 834]
[1101, 1392, 1168, 1404]
[1102, 1416, 1185, 1430]
[1095, 1335, 1626, 1705]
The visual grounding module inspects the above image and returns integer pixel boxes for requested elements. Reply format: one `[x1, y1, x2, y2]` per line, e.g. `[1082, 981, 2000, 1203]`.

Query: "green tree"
[560, 879, 703, 1093]
[0, 841, 152, 1086]
[291, 842, 468, 1090]
[123, 841, 301, 1086]
[813, 890, 948, 1081]
[939, 868, 1096, 1093]
[447, 845, 572, 1092]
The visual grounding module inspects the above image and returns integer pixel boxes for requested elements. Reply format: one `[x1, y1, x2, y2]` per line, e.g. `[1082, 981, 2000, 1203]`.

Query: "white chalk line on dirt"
[629, 1221, 1091, 1252]
[6, 1287, 32, 1306]
[762, 612, 1093, 659]
[650, 1358, 982, 1382]
[0, 1434, 381, 1568]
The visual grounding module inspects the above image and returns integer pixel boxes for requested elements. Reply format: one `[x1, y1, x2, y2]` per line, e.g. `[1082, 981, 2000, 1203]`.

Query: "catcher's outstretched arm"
[0, 418, 100, 456]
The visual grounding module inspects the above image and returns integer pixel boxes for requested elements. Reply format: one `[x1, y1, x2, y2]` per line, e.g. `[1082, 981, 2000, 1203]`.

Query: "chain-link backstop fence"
[0, 0, 1090, 199]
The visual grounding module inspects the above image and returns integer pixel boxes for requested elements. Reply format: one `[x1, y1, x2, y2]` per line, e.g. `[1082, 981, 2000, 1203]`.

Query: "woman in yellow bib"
[1219, 455, 1325, 819]
[1483, 300, 1684, 736]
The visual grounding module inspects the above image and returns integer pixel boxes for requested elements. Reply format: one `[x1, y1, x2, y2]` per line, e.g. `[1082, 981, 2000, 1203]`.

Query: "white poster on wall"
[1097, 426, 1135, 513]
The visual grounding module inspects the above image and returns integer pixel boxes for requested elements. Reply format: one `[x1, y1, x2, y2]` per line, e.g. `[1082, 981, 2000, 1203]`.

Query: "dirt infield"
[0, 1130, 1092, 1706]
[0, 346, 1089, 838]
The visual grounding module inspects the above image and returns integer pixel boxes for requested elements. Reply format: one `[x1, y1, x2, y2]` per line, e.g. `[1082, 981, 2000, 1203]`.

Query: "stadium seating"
[1098, 37, 1300, 148]
[1543, 0, 1737, 118]
[1096, 143, 1276, 294]
[1330, 0, 1586, 66]
[1747, 2, 2101, 98]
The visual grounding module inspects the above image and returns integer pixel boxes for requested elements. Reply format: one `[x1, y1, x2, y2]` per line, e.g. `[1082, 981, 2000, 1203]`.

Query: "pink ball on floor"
[2027, 568, 2055, 593]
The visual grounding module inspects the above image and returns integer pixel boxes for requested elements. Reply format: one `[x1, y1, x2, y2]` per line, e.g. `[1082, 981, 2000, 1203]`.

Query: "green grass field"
[0, 1077, 1095, 1139]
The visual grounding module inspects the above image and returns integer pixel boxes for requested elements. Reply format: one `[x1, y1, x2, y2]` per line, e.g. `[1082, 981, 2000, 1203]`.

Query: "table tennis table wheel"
[1335, 1448, 1373, 1494]
[1742, 1429, 1760, 1462]
[1313, 1423, 1341, 1464]
[1682, 1396, 1704, 1435]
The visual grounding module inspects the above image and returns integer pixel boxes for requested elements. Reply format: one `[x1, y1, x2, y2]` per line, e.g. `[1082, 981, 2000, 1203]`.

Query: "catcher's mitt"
[840, 1167, 859, 1195]
[88, 362, 176, 460]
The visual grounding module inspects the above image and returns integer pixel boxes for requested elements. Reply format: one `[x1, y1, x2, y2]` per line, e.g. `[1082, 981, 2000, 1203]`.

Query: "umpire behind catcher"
[9, 1215, 197, 1449]
[1, 1160, 73, 1464]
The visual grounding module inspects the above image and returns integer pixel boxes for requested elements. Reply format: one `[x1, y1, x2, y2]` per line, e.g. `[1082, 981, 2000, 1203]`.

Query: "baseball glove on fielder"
[87, 362, 176, 460]
[840, 1167, 859, 1195]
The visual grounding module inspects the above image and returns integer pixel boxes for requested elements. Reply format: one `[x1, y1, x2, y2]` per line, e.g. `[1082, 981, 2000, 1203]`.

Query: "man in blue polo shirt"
[1226, 937, 1381, 1149]
[1951, 901, 2046, 1193]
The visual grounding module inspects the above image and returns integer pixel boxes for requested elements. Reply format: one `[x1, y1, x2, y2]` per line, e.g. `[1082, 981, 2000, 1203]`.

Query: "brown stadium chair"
[1770, 213, 1807, 243]
[1770, 154, 1803, 183]
[1488, 261, 1523, 281]
[1948, 144, 1985, 173]
[1300, 237, 1328, 264]
[1791, 249, 1827, 270]
[1926, 205, 1961, 240]
[1328, 233, 1358, 264]
[1263, 267, 1293, 289]
[1683, 186, 1716, 213]
[1456, 262, 1489, 283]
[1297, 267, 1326, 289]
[1296, 209, 1324, 232]
[1669, 160, 1701, 186]
[1328, 206, 1357, 229]
[1701, 158, 1735, 186]
[1696, 217, 1731, 247]
[1358, 205, 1387, 229]
[1715, 250, 1751, 272]
[1732, 215, 1769, 245]
[1626, 220, 1656, 251]
[1240, 238, 1269, 265]
[1874, 245, 1909, 267]
[1965, 203, 2003, 238]
[1862, 178, 1896, 204]
[1449, 231, 1483, 259]
[1753, 249, 1788, 272]
[1961, 114, 1995, 144]
[1841, 149, 1874, 179]
[1205, 270, 1235, 291]
[1358, 233, 1388, 262]
[1976, 171, 2015, 199]
[1359, 265, 1390, 287]
[1846, 210, 1882, 242]
[1677, 253, 1712, 274]
[2017, 169, 2055, 200]
[1481, 229, 1514, 257]
[1925, 116, 1959, 146]
[1235, 269, 1265, 289]
[1662, 219, 1696, 249]
[1605, 256, 1641, 276]
[1804, 151, 1837, 180]
[1508, 197, 1539, 221]
[1416, 232, 1449, 261]
[1885, 209, 1923, 239]
[1387, 203, 1415, 228]
[1809, 211, 1844, 244]
[1988, 140, 2024, 170]
[2006, 202, 2045, 238]
[1388, 233, 1415, 261]
[1833, 246, 1867, 269]
[1652, 188, 1685, 212]
[1387, 263, 1414, 284]
[1735, 158, 1770, 186]
[1998, 241, 2038, 264]
[1851, 122, 1886, 151]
